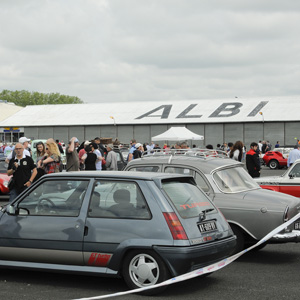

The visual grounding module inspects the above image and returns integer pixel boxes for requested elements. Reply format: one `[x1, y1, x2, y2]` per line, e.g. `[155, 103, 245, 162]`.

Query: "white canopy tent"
[152, 127, 204, 141]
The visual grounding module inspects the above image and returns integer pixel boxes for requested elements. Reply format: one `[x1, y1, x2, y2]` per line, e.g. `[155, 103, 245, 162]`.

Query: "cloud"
[0, 0, 300, 103]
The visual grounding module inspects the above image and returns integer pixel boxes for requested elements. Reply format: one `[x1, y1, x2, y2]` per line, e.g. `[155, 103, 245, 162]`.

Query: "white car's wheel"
[269, 160, 279, 169]
[122, 250, 169, 295]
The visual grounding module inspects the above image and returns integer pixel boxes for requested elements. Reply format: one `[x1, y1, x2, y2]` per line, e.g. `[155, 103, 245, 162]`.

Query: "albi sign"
[136, 101, 268, 121]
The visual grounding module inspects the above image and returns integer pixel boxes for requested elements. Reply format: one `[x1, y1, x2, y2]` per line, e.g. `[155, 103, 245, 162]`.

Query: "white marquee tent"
[152, 127, 204, 141]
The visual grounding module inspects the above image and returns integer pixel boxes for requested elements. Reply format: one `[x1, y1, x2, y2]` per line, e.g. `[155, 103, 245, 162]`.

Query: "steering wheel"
[36, 198, 57, 214]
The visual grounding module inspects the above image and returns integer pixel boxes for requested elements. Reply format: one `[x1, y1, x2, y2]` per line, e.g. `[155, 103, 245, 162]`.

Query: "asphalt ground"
[0, 242, 299, 300]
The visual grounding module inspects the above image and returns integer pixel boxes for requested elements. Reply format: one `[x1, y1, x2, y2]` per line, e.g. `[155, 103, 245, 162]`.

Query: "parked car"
[255, 158, 300, 197]
[125, 150, 300, 253]
[119, 147, 130, 162]
[262, 147, 293, 169]
[112, 149, 127, 170]
[0, 171, 235, 294]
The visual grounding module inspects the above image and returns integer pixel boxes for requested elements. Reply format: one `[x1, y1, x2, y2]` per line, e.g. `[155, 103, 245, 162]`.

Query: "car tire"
[230, 225, 245, 254]
[122, 250, 170, 295]
[269, 160, 279, 169]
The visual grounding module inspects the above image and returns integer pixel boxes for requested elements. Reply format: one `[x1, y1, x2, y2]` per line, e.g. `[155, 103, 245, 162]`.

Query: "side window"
[129, 166, 159, 172]
[165, 167, 211, 193]
[88, 180, 151, 219]
[18, 180, 89, 216]
[195, 172, 211, 193]
[165, 167, 192, 175]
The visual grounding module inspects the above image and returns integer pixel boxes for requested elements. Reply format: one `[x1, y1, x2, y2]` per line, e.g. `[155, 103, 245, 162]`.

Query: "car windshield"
[283, 162, 300, 178]
[213, 166, 259, 193]
[162, 179, 215, 218]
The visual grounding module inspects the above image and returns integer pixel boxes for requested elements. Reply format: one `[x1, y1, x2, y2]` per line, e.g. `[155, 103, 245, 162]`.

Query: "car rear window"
[161, 180, 215, 218]
[213, 166, 259, 193]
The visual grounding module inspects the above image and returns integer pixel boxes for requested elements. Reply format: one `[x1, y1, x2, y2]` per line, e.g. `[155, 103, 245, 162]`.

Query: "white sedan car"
[255, 158, 300, 197]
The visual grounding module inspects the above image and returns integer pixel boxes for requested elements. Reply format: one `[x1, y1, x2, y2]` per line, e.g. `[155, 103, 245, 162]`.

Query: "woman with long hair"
[37, 138, 61, 174]
[229, 141, 244, 162]
[35, 141, 46, 164]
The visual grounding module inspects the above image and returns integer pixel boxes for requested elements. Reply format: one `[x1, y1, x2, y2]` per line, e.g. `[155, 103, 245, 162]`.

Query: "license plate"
[198, 221, 217, 233]
[294, 222, 300, 230]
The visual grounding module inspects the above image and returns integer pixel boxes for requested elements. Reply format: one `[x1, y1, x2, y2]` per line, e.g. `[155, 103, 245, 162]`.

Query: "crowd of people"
[1, 136, 120, 202]
[2, 135, 300, 202]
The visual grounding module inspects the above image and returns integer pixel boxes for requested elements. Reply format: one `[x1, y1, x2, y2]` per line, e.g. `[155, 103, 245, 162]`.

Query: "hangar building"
[0, 101, 24, 142]
[0, 97, 299, 148]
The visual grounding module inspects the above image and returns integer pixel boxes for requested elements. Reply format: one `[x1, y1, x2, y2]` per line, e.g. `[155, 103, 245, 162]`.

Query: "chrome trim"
[272, 230, 300, 240]
[0, 260, 118, 275]
[283, 206, 289, 223]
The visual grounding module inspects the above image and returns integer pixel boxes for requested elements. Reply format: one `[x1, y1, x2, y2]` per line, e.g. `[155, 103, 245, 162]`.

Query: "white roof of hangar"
[0, 102, 23, 122]
[0, 96, 299, 127]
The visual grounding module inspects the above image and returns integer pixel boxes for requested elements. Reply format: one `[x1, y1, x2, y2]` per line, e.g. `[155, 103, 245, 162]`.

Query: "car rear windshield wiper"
[199, 208, 215, 222]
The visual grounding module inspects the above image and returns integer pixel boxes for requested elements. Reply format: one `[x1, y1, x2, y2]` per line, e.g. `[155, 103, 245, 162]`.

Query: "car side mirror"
[289, 174, 295, 179]
[7, 205, 17, 215]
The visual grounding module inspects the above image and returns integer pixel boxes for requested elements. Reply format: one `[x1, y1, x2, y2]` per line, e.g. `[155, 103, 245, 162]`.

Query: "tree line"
[0, 90, 83, 107]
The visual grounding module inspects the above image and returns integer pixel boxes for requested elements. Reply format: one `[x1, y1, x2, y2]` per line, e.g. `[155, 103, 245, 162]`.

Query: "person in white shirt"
[258, 140, 263, 153]
[287, 146, 300, 167]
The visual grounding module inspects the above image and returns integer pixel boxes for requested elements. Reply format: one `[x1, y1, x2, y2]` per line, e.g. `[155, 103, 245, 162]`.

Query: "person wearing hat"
[106, 144, 118, 171]
[66, 137, 80, 171]
[5, 136, 31, 164]
[133, 143, 143, 159]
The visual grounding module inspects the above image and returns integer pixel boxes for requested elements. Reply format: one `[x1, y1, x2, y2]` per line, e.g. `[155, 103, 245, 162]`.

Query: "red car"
[0, 173, 10, 195]
[262, 148, 293, 169]
[0, 158, 10, 197]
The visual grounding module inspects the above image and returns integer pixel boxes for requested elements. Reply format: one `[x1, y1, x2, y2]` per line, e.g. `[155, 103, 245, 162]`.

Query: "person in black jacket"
[133, 143, 143, 159]
[246, 142, 261, 178]
[7, 143, 37, 202]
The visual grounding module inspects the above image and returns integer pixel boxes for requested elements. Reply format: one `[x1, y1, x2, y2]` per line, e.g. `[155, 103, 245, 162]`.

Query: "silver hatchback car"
[125, 150, 300, 253]
[0, 171, 235, 294]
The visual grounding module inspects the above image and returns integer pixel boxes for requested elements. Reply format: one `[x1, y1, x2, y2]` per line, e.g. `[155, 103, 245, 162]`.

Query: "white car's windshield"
[213, 166, 259, 193]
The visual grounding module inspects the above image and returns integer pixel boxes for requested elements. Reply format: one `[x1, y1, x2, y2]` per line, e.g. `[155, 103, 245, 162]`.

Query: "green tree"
[0, 90, 83, 106]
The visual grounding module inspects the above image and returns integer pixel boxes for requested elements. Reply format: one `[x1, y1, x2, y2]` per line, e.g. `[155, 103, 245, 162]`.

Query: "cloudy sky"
[0, 0, 300, 103]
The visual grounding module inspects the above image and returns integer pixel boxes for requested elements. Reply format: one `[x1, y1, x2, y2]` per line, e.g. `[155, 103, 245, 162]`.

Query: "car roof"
[44, 170, 193, 181]
[127, 154, 243, 174]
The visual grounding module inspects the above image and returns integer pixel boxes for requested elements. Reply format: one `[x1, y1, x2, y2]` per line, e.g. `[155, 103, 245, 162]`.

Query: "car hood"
[243, 188, 300, 209]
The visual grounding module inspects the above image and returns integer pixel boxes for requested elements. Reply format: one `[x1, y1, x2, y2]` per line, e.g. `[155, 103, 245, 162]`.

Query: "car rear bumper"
[153, 236, 236, 277]
[269, 230, 300, 243]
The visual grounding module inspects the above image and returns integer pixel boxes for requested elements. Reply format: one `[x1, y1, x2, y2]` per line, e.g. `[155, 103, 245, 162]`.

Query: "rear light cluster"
[163, 212, 188, 240]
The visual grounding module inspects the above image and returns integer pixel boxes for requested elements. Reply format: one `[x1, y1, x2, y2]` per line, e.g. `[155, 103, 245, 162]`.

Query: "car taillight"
[163, 212, 188, 240]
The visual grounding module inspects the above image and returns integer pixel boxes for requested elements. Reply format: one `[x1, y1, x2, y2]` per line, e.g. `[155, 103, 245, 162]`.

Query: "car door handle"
[84, 226, 89, 236]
